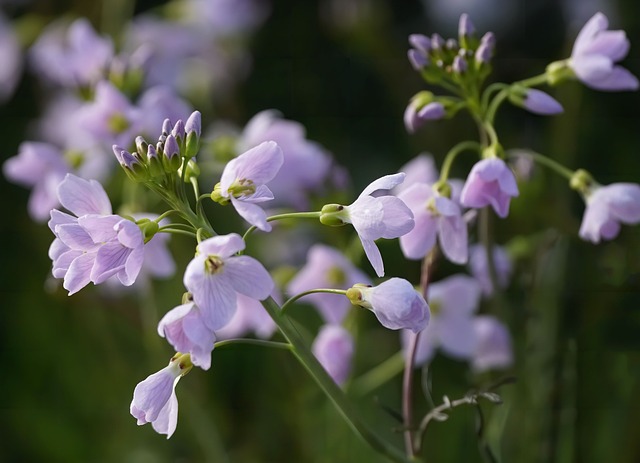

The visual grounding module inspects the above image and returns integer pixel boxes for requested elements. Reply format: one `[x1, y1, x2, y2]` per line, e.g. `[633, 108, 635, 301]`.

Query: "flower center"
[108, 113, 130, 134]
[205, 255, 225, 274]
[228, 178, 256, 198]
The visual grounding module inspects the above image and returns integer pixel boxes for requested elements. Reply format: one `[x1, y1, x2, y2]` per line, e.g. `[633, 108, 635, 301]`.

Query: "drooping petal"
[63, 252, 96, 295]
[119, 245, 144, 286]
[151, 390, 179, 439]
[378, 196, 414, 239]
[366, 278, 430, 332]
[230, 195, 271, 231]
[91, 241, 133, 284]
[360, 238, 384, 277]
[585, 65, 639, 91]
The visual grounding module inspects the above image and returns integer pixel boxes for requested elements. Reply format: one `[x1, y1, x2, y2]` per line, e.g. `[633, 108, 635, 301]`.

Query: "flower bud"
[319, 203, 348, 226]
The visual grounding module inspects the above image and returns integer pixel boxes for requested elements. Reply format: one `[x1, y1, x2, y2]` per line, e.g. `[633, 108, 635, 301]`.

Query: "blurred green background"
[1, 0, 640, 462]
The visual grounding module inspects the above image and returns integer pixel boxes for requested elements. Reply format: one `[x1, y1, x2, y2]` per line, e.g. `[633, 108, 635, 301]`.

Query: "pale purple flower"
[30, 18, 113, 87]
[238, 110, 333, 208]
[579, 183, 640, 243]
[287, 244, 370, 324]
[48, 174, 145, 294]
[460, 157, 519, 218]
[349, 278, 430, 333]
[407, 34, 430, 70]
[392, 154, 439, 195]
[475, 32, 495, 64]
[402, 274, 481, 366]
[468, 244, 512, 296]
[0, 13, 22, 101]
[569, 12, 639, 91]
[130, 355, 191, 438]
[471, 315, 513, 373]
[219, 141, 284, 231]
[398, 183, 468, 264]
[522, 89, 564, 115]
[312, 325, 354, 386]
[77, 80, 141, 147]
[3, 142, 70, 221]
[183, 233, 274, 330]
[215, 292, 278, 340]
[404, 100, 445, 134]
[158, 302, 216, 370]
[340, 173, 414, 277]
[458, 13, 475, 38]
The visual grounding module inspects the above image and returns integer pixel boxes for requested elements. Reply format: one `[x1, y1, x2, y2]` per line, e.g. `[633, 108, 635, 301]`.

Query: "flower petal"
[63, 252, 96, 295]
[197, 234, 245, 258]
[360, 173, 406, 197]
[230, 195, 271, 231]
[361, 238, 384, 277]
[224, 255, 274, 300]
[57, 174, 112, 216]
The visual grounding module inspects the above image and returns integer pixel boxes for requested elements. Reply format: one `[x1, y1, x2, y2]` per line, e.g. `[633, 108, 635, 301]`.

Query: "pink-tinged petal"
[151, 391, 179, 438]
[361, 238, 384, 277]
[347, 196, 385, 239]
[572, 12, 608, 56]
[312, 325, 354, 386]
[56, 223, 98, 251]
[182, 312, 216, 370]
[497, 166, 519, 196]
[130, 364, 180, 426]
[585, 65, 639, 91]
[360, 173, 406, 197]
[63, 252, 96, 295]
[158, 303, 194, 337]
[119, 245, 144, 286]
[378, 196, 414, 238]
[429, 274, 481, 316]
[434, 195, 459, 217]
[91, 241, 131, 284]
[437, 214, 468, 264]
[438, 313, 477, 359]
[475, 158, 505, 182]
[399, 212, 437, 260]
[48, 209, 76, 233]
[57, 174, 112, 216]
[230, 196, 271, 231]
[197, 234, 245, 258]
[77, 215, 120, 243]
[225, 255, 274, 300]
[367, 278, 430, 332]
[220, 141, 283, 191]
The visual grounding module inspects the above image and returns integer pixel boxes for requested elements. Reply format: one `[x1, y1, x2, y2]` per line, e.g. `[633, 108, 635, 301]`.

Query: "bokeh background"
[1, 0, 640, 462]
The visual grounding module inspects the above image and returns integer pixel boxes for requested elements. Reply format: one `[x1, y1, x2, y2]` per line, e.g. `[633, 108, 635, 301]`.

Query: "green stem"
[157, 228, 197, 239]
[214, 338, 292, 351]
[242, 211, 321, 241]
[438, 141, 482, 183]
[261, 297, 418, 463]
[349, 351, 405, 397]
[154, 209, 183, 223]
[509, 150, 575, 180]
[485, 73, 548, 126]
[516, 73, 549, 88]
[481, 83, 509, 114]
[281, 289, 348, 315]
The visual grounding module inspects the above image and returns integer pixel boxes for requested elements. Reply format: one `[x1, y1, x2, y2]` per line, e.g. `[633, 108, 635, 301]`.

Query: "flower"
[217, 141, 283, 231]
[471, 315, 513, 373]
[183, 233, 274, 330]
[401, 274, 481, 366]
[312, 325, 354, 386]
[321, 173, 414, 277]
[158, 300, 216, 370]
[48, 174, 146, 294]
[130, 353, 192, 438]
[287, 244, 371, 324]
[398, 183, 468, 264]
[215, 292, 278, 340]
[468, 244, 512, 296]
[569, 12, 638, 91]
[238, 110, 333, 209]
[579, 183, 640, 243]
[519, 88, 564, 115]
[404, 99, 445, 134]
[460, 157, 519, 218]
[347, 278, 430, 333]
[392, 154, 439, 195]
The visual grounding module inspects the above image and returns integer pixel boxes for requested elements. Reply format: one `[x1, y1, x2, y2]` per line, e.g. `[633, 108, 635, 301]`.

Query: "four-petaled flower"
[579, 183, 640, 243]
[569, 12, 639, 91]
[183, 233, 274, 330]
[460, 158, 519, 218]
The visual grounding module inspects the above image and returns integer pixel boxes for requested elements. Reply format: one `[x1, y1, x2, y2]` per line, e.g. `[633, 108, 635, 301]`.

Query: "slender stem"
[349, 351, 405, 397]
[260, 297, 418, 463]
[516, 73, 549, 88]
[481, 83, 509, 114]
[157, 228, 197, 238]
[403, 331, 420, 458]
[485, 89, 509, 126]
[438, 141, 482, 183]
[281, 288, 348, 315]
[508, 150, 575, 180]
[214, 338, 292, 351]
[154, 209, 183, 223]
[242, 211, 321, 241]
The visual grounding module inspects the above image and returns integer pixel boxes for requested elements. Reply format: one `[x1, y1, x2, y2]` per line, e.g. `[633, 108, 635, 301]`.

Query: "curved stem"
[242, 211, 321, 241]
[281, 288, 348, 315]
[154, 209, 183, 223]
[260, 297, 418, 463]
[516, 73, 549, 88]
[414, 395, 479, 453]
[485, 89, 509, 126]
[509, 150, 575, 180]
[481, 83, 509, 114]
[157, 228, 197, 239]
[349, 351, 405, 397]
[438, 141, 482, 183]
[214, 338, 292, 351]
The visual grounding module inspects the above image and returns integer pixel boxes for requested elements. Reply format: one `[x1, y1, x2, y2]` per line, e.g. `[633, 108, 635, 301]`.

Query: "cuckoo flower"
[392, 153, 439, 195]
[569, 12, 638, 91]
[460, 157, 519, 218]
[130, 353, 192, 439]
[287, 244, 370, 324]
[401, 274, 481, 366]
[312, 325, 354, 386]
[321, 173, 414, 277]
[579, 183, 640, 243]
[215, 141, 283, 232]
[48, 174, 145, 294]
[347, 278, 430, 333]
[471, 315, 513, 373]
[158, 299, 216, 370]
[215, 292, 278, 340]
[398, 183, 468, 264]
[468, 244, 512, 296]
[183, 233, 273, 330]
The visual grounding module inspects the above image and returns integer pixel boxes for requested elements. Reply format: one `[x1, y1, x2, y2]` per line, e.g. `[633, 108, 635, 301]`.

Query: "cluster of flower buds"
[408, 14, 494, 87]
[112, 110, 201, 182]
